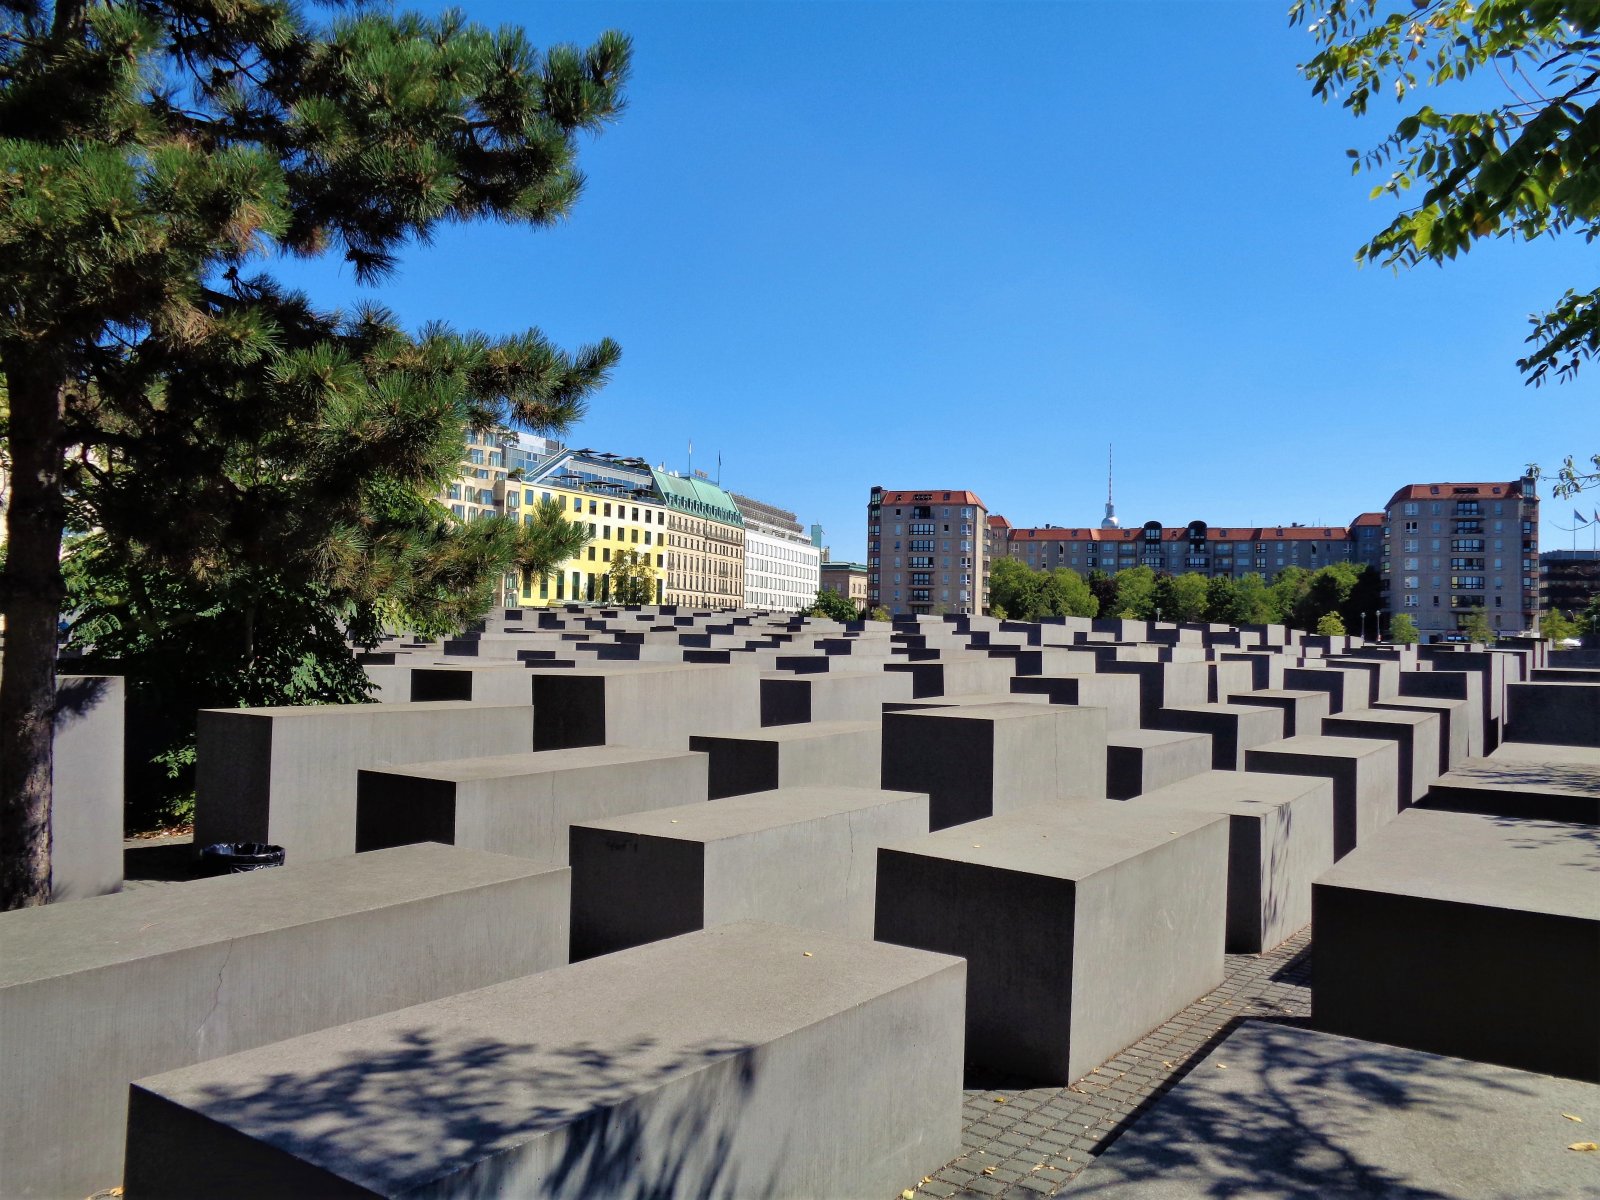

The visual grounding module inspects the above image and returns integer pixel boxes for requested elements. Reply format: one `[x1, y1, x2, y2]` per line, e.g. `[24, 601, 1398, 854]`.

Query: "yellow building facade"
[510, 482, 668, 607]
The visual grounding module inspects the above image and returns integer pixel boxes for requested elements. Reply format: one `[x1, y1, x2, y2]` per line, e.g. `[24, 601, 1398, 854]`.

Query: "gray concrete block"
[1244, 735, 1400, 860]
[531, 663, 760, 751]
[123, 922, 963, 1200]
[1073, 1022, 1600, 1199]
[1010, 672, 1142, 731]
[875, 801, 1227, 1082]
[1096, 659, 1211, 719]
[1225, 688, 1329, 739]
[409, 664, 536, 704]
[689, 720, 881, 799]
[355, 746, 710, 868]
[1133, 772, 1334, 953]
[1322, 707, 1441, 807]
[1148, 703, 1284, 771]
[1105, 728, 1213, 801]
[1421, 741, 1600, 824]
[882, 703, 1108, 830]
[1320, 657, 1400, 706]
[1314, 808, 1600, 1082]
[1220, 652, 1286, 692]
[1206, 659, 1254, 703]
[1281, 665, 1351, 715]
[52, 675, 124, 902]
[883, 656, 1016, 699]
[1505, 680, 1600, 746]
[1, 843, 568, 1200]
[758, 668, 912, 726]
[195, 702, 536, 865]
[569, 786, 928, 958]
[1399, 669, 1487, 758]
[1373, 694, 1469, 775]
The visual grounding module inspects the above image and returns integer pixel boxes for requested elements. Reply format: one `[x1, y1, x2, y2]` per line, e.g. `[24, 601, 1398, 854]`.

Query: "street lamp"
[1359, 612, 1367, 641]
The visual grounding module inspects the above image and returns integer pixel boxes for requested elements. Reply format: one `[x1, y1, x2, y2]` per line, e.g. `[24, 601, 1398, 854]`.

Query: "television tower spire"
[1101, 442, 1121, 530]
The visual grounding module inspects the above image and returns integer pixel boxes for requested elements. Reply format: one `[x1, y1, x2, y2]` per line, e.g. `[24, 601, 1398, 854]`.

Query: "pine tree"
[0, 2, 630, 907]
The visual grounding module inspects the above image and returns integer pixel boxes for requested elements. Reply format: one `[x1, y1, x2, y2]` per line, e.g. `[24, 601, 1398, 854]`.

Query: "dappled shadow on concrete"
[1486, 814, 1600, 873]
[1066, 1021, 1560, 1199]
[132, 1027, 774, 1199]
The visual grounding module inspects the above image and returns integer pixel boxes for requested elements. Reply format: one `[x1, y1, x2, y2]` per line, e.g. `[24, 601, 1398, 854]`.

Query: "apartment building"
[866, 487, 990, 616]
[1006, 521, 1354, 579]
[653, 469, 746, 609]
[1380, 476, 1540, 638]
[442, 428, 510, 522]
[731, 492, 821, 612]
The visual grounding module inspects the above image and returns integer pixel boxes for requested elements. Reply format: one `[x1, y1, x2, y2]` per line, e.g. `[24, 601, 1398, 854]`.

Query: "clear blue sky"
[274, 0, 1596, 563]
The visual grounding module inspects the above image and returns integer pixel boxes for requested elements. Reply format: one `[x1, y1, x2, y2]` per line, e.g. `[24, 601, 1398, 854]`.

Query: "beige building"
[866, 487, 990, 616]
[820, 562, 868, 606]
[1380, 476, 1539, 638]
[654, 469, 746, 610]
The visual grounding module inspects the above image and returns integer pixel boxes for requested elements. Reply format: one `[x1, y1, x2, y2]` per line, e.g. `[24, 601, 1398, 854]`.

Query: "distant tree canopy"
[808, 587, 860, 622]
[988, 559, 1099, 621]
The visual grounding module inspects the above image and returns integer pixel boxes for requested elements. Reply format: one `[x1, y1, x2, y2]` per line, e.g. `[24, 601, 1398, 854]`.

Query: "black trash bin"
[199, 842, 286, 874]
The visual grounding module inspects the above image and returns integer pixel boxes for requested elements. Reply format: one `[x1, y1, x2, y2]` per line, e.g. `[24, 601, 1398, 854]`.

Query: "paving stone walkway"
[902, 928, 1314, 1199]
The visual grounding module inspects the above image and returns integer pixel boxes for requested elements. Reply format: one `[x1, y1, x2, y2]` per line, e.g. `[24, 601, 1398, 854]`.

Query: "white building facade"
[732, 493, 822, 612]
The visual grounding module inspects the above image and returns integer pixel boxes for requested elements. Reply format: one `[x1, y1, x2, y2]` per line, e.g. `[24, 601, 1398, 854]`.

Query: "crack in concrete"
[195, 938, 236, 1049]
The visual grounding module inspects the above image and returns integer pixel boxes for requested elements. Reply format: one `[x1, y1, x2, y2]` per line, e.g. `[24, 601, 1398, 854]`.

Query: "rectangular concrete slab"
[1505, 680, 1600, 746]
[1244, 735, 1399, 860]
[1072, 1022, 1600, 1199]
[689, 720, 880, 799]
[1105, 728, 1213, 801]
[875, 801, 1228, 1082]
[1313, 807, 1600, 1082]
[758, 669, 913, 726]
[882, 703, 1108, 830]
[1421, 741, 1600, 824]
[1226, 688, 1329, 740]
[530, 663, 761, 751]
[195, 702, 537, 865]
[355, 746, 710, 868]
[1010, 673, 1142, 731]
[51, 674, 125, 901]
[1400, 669, 1487, 756]
[0, 843, 569, 1200]
[1373, 694, 1469, 775]
[123, 921, 966, 1200]
[1131, 772, 1335, 953]
[569, 786, 927, 958]
[1322, 707, 1441, 807]
[1149, 703, 1284, 771]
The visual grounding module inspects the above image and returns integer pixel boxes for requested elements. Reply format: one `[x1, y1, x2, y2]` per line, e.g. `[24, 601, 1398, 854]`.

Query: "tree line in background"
[988, 559, 1389, 635]
[0, 2, 632, 905]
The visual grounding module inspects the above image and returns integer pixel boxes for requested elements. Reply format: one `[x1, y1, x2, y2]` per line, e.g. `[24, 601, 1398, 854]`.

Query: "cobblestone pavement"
[901, 928, 1314, 1199]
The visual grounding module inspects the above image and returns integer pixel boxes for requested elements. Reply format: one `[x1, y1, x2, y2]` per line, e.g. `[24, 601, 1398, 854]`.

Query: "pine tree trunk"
[0, 359, 67, 910]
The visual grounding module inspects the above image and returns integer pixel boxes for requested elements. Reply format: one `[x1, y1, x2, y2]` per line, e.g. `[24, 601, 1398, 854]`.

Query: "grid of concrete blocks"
[5, 607, 1598, 1198]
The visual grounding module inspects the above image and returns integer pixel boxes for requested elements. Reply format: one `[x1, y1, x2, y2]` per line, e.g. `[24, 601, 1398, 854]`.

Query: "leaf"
[801, 951, 812, 958]
[902, 1191, 915, 1199]
[1562, 1113, 1583, 1122]
[1569, 1142, 1597, 1152]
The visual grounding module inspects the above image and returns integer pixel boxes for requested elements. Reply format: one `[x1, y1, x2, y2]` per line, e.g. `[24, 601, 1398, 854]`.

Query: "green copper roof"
[649, 468, 745, 527]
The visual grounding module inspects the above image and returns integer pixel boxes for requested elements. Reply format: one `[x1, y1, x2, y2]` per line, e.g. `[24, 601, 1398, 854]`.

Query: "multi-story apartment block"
[731, 492, 821, 612]
[1006, 521, 1354, 579]
[866, 487, 990, 616]
[1350, 512, 1385, 574]
[653, 469, 746, 609]
[1541, 549, 1600, 617]
[820, 562, 869, 607]
[1381, 476, 1539, 638]
[443, 428, 510, 523]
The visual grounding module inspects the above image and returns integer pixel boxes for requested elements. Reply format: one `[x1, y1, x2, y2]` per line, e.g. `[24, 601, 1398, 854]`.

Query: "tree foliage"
[1316, 611, 1348, 636]
[987, 558, 1098, 620]
[808, 586, 861, 622]
[1294, 0, 1600, 387]
[606, 548, 656, 606]
[1389, 612, 1421, 643]
[0, 1, 630, 905]
[1541, 607, 1581, 643]
[1459, 605, 1496, 645]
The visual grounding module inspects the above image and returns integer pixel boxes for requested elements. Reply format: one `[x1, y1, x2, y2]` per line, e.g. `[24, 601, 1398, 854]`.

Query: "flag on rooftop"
[1576, 509, 1589, 524]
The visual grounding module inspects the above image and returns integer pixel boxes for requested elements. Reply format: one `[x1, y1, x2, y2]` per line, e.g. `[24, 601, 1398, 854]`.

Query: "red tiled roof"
[1351, 512, 1385, 527]
[874, 489, 987, 509]
[1007, 524, 1350, 544]
[1385, 481, 1527, 506]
